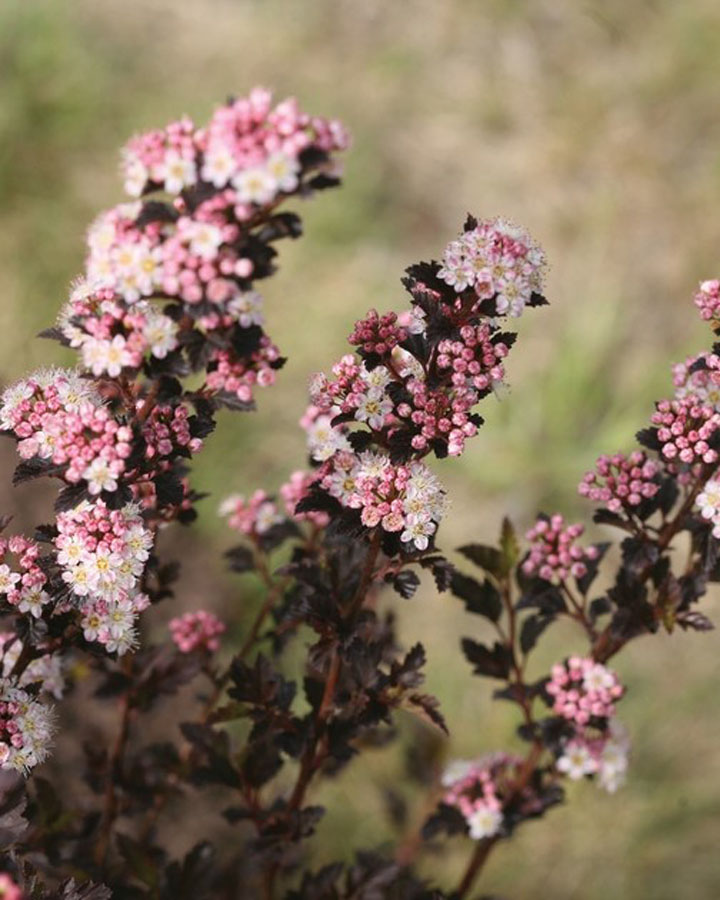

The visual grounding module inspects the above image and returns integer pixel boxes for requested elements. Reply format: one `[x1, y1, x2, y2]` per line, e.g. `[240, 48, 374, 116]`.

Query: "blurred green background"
[3, 0, 720, 896]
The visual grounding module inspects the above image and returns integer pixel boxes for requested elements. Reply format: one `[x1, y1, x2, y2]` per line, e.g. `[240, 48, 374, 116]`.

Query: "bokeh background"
[3, 0, 720, 896]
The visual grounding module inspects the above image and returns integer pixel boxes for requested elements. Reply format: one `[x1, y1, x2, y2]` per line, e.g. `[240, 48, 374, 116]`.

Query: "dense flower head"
[60, 282, 179, 376]
[694, 279, 720, 324]
[578, 451, 660, 513]
[650, 396, 720, 465]
[121, 89, 349, 206]
[219, 490, 284, 536]
[169, 610, 225, 653]
[348, 309, 407, 358]
[672, 351, 720, 409]
[0, 368, 133, 495]
[279, 470, 329, 527]
[437, 217, 546, 317]
[0, 680, 54, 774]
[318, 451, 447, 551]
[142, 403, 203, 462]
[0, 535, 49, 620]
[54, 500, 152, 655]
[522, 514, 599, 583]
[546, 657, 624, 727]
[441, 753, 525, 840]
[205, 338, 282, 404]
[556, 721, 630, 793]
[0, 635, 65, 700]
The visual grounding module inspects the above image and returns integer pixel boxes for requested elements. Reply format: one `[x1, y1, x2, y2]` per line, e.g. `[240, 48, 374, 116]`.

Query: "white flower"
[56, 534, 88, 567]
[122, 153, 149, 197]
[233, 166, 277, 205]
[62, 562, 93, 596]
[254, 501, 283, 535]
[162, 151, 197, 194]
[582, 663, 615, 694]
[556, 741, 598, 780]
[355, 391, 393, 430]
[697, 480, 720, 521]
[466, 803, 503, 840]
[83, 458, 118, 495]
[0, 566, 20, 594]
[401, 518, 436, 551]
[183, 221, 224, 260]
[17, 588, 50, 619]
[202, 145, 236, 188]
[440, 759, 474, 787]
[265, 151, 300, 193]
[227, 291, 265, 328]
[143, 312, 179, 359]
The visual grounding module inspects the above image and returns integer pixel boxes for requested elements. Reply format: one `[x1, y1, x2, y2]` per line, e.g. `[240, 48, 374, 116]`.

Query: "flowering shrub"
[0, 90, 717, 900]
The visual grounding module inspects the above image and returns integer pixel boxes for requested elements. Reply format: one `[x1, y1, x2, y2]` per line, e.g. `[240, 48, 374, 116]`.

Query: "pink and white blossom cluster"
[0, 369, 131, 495]
[0, 635, 65, 700]
[205, 338, 281, 404]
[556, 723, 630, 793]
[578, 451, 660, 513]
[672, 351, 720, 410]
[219, 490, 284, 537]
[0, 536, 49, 620]
[54, 501, 153, 655]
[651, 397, 720, 464]
[122, 88, 348, 207]
[318, 450, 447, 551]
[546, 657, 624, 726]
[0, 681, 54, 774]
[437, 217, 546, 317]
[694, 279, 720, 324]
[441, 753, 523, 840]
[522, 515, 599, 583]
[59, 281, 179, 376]
[169, 610, 225, 654]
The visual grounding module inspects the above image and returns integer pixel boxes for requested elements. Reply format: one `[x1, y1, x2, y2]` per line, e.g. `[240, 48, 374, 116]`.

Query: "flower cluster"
[578, 451, 660, 514]
[650, 396, 720, 464]
[437, 217, 546, 317]
[0, 536, 49, 619]
[142, 403, 203, 462]
[59, 281, 179, 376]
[556, 724, 630, 793]
[318, 451, 447, 550]
[694, 279, 720, 324]
[123, 88, 348, 206]
[205, 338, 282, 404]
[672, 351, 720, 409]
[546, 657, 624, 726]
[441, 753, 525, 840]
[0, 369, 131, 495]
[0, 682, 54, 773]
[54, 501, 153, 655]
[522, 515, 599, 583]
[218, 490, 284, 537]
[0, 635, 65, 700]
[169, 610, 225, 654]
[348, 309, 407, 358]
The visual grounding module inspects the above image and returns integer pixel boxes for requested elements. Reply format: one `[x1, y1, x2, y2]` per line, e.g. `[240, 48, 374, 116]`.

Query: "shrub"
[0, 89, 716, 899]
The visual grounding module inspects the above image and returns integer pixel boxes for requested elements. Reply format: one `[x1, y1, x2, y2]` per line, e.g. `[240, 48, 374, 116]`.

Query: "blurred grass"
[3, 0, 720, 895]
